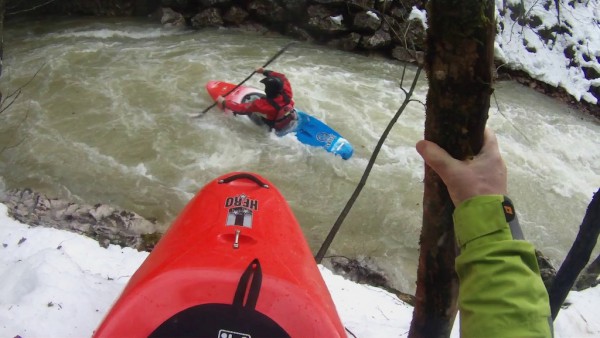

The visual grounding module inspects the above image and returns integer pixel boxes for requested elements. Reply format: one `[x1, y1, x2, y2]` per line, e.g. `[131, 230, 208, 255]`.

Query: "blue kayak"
[294, 110, 353, 159]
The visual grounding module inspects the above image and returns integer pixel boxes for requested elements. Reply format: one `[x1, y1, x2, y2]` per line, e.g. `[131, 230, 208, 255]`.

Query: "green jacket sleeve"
[454, 195, 552, 338]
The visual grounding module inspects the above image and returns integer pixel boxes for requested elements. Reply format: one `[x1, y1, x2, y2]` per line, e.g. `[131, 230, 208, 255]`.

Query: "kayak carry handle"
[233, 230, 241, 249]
[218, 173, 270, 188]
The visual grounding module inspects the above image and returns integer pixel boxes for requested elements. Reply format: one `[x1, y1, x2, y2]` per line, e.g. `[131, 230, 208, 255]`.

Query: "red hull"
[93, 172, 345, 337]
[205, 80, 265, 116]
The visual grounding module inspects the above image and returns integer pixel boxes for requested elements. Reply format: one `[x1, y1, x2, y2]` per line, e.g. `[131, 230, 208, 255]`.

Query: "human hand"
[415, 128, 507, 207]
[217, 96, 226, 106]
[256, 67, 264, 74]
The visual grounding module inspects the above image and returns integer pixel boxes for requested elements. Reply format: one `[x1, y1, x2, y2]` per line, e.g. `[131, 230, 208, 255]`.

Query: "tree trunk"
[0, 0, 4, 75]
[549, 188, 600, 319]
[409, 1, 496, 337]
[0, 0, 4, 104]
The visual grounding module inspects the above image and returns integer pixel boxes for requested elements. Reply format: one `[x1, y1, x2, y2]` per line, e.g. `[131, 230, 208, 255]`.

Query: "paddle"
[194, 41, 296, 118]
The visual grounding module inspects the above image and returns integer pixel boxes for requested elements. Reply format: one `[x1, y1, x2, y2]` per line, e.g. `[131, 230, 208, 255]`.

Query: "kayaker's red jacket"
[222, 71, 296, 131]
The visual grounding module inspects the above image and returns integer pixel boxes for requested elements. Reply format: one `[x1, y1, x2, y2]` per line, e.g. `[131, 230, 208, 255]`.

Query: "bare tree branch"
[0, 108, 29, 154]
[6, 0, 57, 16]
[0, 63, 45, 114]
[549, 188, 600, 319]
[315, 65, 423, 263]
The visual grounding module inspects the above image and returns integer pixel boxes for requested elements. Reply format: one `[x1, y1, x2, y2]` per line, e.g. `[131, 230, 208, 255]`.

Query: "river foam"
[1, 17, 598, 294]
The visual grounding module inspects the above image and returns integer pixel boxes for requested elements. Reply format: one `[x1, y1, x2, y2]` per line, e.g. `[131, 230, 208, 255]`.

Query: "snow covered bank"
[493, 0, 600, 105]
[1, 203, 599, 337]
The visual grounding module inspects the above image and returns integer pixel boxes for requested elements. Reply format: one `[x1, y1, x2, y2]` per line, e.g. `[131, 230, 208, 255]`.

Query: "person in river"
[216, 67, 298, 136]
[415, 128, 553, 337]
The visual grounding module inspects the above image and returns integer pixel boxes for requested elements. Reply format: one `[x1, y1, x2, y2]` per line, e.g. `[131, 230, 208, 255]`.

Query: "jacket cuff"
[263, 70, 272, 76]
[454, 195, 513, 248]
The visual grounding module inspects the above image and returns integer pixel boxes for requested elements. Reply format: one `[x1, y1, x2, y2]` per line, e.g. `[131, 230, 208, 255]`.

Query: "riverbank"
[2, 186, 598, 298]
[150, 0, 599, 118]
[497, 69, 600, 120]
[2, 209, 599, 337]
[7, 0, 598, 118]
[0, 187, 417, 302]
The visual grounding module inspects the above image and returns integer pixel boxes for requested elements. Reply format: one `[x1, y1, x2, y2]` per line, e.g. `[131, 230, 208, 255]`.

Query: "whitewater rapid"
[1, 17, 598, 293]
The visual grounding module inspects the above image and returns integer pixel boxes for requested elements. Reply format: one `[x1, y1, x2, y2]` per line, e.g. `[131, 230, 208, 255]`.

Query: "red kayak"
[93, 172, 346, 337]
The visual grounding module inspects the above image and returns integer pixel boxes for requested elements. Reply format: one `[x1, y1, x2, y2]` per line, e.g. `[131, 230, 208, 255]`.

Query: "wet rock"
[156, 7, 186, 27]
[575, 254, 600, 290]
[328, 32, 362, 51]
[360, 29, 391, 49]
[191, 8, 224, 28]
[200, 0, 232, 6]
[388, 18, 426, 51]
[306, 5, 349, 37]
[1, 188, 160, 251]
[161, 0, 196, 11]
[281, 0, 309, 14]
[349, 0, 376, 9]
[324, 255, 416, 306]
[247, 0, 286, 23]
[392, 46, 424, 64]
[235, 23, 271, 35]
[223, 6, 249, 25]
[388, 5, 410, 21]
[536, 250, 557, 292]
[353, 11, 381, 33]
[284, 24, 314, 42]
[536, 249, 600, 293]
[312, 0, 347, 5]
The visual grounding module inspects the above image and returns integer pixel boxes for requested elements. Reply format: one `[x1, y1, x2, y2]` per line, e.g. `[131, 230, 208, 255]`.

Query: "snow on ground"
[1, 1, 599, 336]
[493, 0, 600, 104]
[1, 203, 599, 337]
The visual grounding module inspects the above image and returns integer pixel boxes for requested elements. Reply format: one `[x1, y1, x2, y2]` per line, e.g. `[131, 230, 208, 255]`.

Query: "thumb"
[415, 140, 458, 178]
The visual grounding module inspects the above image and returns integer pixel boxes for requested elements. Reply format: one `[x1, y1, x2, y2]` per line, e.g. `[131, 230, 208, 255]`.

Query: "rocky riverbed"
[7, 0, 599, 116]
[1, 188, 160, 251]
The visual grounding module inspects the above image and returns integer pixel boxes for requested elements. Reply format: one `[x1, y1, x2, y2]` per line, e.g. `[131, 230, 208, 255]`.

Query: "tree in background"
[1, 0, 4, 104]
[408, 1, 496, 337]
